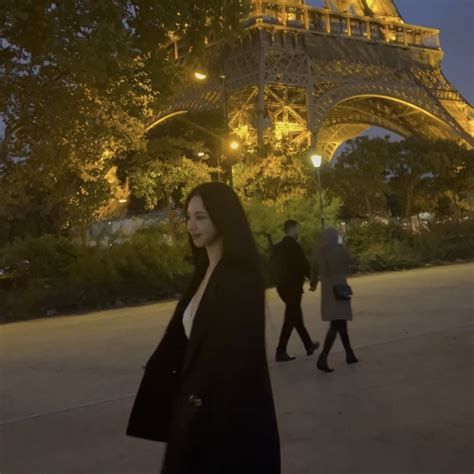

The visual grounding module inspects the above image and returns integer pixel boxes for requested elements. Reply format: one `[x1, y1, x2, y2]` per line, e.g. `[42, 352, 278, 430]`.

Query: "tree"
[326, 136, 473, 226]
[244, 193, 341, 258]
[327, 136, 390, 221]
[385, 137, 437, 227]
[428, 140, 474, 218]
[233, 139, 316, 208]
[234, 139, 341, 254]
[127, 137, 213, 241]
[0, 0, 250, 242]
[383, 137, 474, 227]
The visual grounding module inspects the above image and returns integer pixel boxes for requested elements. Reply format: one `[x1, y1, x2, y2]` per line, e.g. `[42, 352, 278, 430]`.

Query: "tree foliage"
[327, 136, 473, 224]
[127, 136, 213, 241]
[234, 140, 316, 207]
[327, 136, 390, 221]
[0, 0, 250, 242]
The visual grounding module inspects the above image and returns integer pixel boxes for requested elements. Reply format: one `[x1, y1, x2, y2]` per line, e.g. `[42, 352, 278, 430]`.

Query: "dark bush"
[345, 219, 474, 272]
[65, 230, 192, 308]
[0, 234, 78, 281]
[0, 227, 192, 321]
[1, 218, 472, 322]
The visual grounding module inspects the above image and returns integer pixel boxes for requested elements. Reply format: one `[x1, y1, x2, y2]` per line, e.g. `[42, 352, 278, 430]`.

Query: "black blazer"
[127, 259, 280, 474]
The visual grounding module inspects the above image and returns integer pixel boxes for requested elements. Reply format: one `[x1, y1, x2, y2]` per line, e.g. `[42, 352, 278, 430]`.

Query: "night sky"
[395, 0, 474, 104]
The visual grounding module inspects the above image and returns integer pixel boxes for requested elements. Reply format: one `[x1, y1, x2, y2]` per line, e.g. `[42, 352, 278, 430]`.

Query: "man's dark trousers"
[276, 286, 313, 355]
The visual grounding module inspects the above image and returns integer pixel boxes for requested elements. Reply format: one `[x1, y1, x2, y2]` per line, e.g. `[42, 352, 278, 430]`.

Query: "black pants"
[276, 287, 313, 354]
[320, 320, 353, 358]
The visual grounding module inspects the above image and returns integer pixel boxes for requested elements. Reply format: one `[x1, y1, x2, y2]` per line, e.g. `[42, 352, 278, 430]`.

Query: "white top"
[182, 300, 195, 339]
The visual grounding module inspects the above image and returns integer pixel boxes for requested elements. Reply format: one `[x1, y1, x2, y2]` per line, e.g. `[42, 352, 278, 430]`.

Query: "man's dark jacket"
[271, 236, 310, 289]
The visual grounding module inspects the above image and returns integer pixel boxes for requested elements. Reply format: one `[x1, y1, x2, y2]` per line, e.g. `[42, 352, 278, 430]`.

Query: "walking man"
[272, 219, 319, 362]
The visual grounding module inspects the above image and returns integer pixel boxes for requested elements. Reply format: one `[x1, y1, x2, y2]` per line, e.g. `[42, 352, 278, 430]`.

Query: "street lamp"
[311, 154, 322, 168]
[311, 153, 325, 229]
[193, 69, 235, 187]
[193, 70, 228, 126]
[220, 74, 229, 134]
[197, 149, 223, 182]
[194, 71, 208, 81]
[225, 138, 241, 188]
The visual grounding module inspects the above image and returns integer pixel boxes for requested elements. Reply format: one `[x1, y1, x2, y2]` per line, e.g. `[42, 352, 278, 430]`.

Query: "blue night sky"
[395, 0, 474, 104]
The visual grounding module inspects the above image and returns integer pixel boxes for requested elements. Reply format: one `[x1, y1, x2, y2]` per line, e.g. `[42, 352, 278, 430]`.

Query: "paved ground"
[1, 263, 473, 474]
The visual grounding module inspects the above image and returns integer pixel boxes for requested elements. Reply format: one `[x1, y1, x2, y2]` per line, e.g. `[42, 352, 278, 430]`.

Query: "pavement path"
[1, 263, 473, 474]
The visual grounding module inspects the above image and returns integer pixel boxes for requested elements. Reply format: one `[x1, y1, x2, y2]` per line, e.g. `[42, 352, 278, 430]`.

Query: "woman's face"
[186, 195, 220, 248]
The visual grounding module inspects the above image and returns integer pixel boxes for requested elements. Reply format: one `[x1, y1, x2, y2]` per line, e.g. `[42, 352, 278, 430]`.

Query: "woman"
[127, 182, 280, 474]
[309, 227, 358, 373]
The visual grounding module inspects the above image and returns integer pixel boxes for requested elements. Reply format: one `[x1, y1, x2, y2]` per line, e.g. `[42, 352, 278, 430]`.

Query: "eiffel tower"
[157, 0, 473, 161]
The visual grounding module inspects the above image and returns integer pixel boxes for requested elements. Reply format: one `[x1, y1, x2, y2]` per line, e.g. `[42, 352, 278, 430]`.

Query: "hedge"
[1, 218, 473, 322]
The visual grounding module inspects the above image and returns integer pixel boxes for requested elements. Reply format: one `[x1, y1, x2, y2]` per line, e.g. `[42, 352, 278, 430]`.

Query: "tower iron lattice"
[157, 0, 473, 161]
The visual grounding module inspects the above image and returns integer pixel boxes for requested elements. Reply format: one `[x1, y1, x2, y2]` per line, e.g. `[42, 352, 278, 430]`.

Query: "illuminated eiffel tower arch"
[159, 0, 473, 161]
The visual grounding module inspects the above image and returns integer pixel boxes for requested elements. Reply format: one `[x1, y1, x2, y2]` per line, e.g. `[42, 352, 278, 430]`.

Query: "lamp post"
[311, 153, 325, 229]
[226, 137, 240, 188]
[194, 70, 238, 187]
[220, 74, 229, 132]
[194, 71, 229, 130]
[197, 150, 221, 182]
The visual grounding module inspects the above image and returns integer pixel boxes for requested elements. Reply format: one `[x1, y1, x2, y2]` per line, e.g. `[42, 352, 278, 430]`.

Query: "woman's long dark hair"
[184, 182, 263, 281]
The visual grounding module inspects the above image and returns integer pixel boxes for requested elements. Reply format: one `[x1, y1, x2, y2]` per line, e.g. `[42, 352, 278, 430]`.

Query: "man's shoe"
[306, 341, 320, 356]
[346, 351, 359, 364]
[316, 356, 334, 373]
[275, 352, 296, 362]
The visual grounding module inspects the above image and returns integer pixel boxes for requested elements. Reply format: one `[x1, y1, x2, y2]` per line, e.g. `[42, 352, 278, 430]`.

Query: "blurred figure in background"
[310, 227, 358, 373]
[272, 219, 319, 362]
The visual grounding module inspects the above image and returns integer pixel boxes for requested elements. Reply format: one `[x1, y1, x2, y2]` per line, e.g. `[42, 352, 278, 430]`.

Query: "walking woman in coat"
[127, 182, 280, 474]
[309, 227, 358, 373]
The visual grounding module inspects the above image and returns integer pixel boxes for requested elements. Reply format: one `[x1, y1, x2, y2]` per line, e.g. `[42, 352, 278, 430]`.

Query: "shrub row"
[345, 220, 474, 272]
[1, 219, 473, 322]
[0, 226, 192, 322]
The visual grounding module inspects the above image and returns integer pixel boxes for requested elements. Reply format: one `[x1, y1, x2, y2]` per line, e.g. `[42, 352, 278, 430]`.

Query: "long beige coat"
[310, 229, 356, 322]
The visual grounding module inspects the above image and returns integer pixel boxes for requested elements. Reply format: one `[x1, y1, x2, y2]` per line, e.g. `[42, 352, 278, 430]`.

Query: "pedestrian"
[309, 227, 358, 373]
[127, 182, 280, 474]
[272, 219, 319, 362]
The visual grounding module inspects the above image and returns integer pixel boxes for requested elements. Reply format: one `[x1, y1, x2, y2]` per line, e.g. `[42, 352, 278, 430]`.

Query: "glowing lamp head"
[194, 71, 207, 80]
[311, 154, 322, 168]
[197, 151, 206, 157]
[229, 140, 239, 151]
